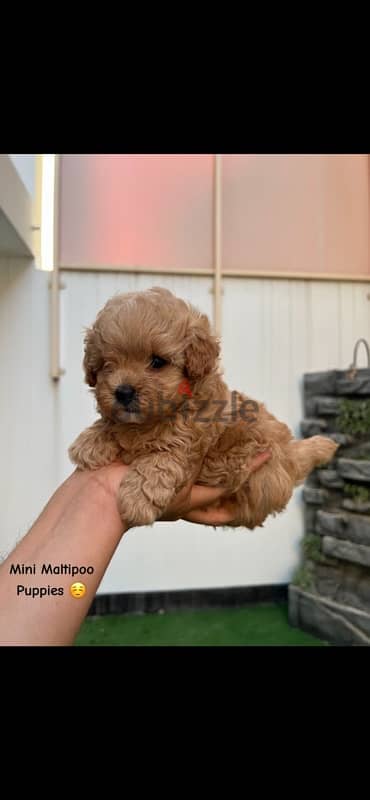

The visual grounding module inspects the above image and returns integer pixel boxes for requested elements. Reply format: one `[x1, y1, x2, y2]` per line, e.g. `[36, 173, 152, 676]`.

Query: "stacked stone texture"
[289, 368, 370, 645]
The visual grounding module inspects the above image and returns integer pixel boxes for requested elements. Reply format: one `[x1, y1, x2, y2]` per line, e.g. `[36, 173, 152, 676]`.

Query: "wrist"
[72, 467, 128, 536]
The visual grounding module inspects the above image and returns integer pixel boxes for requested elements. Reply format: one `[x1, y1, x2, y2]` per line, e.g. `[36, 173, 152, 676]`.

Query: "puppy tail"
[289, 435, 338, 483]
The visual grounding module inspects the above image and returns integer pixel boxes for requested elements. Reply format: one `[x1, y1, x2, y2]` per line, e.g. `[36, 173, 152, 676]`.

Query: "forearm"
[0, 469, 127, 646]
[0, 452, 271, 647]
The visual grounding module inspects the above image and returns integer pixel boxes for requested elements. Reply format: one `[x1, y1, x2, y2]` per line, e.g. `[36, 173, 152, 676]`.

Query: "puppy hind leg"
[288, 435, 338, 482]
[251, 461, 294, 515]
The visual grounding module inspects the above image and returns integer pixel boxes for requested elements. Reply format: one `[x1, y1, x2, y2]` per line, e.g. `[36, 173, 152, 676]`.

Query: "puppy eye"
[102, 362, 114, 373]
[150, 355, 168, 369]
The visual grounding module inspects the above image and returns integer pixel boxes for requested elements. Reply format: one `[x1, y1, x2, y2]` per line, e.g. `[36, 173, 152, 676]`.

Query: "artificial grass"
[75, 602, 327, 646]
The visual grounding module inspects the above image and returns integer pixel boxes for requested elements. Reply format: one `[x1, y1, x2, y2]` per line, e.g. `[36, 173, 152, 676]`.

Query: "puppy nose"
[115, 384, 136, 406]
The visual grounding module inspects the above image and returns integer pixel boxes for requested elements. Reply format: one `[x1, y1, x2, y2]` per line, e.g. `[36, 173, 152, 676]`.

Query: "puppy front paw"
[69, 422, 121, 470]
[69, 438, 94, 470]
[118, 487, 158, 527]
[117, 460, 183, 528]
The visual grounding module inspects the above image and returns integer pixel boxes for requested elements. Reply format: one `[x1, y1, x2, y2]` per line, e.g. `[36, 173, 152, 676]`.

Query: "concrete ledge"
[336, 371, 370, 396]
[301, 418, 328, 437]
[337, 458, 370, 483]
[317, 469, 345, 489]
[303, 487, 328, 505]
[322, 535, 370, 568]
[304, 372, 337, 398]
[342, 498, 370, 513]
[288, 585, 370, 645]
[316, 509, 370, 546]
[304, 369, 370, 400]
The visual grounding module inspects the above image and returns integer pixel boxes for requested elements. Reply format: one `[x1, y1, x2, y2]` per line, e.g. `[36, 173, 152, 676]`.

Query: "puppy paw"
[118, 459, 183, 528]
[118, 487, 158, 528]
[68, 439, 93, 469]
[69, 422, 121, 470]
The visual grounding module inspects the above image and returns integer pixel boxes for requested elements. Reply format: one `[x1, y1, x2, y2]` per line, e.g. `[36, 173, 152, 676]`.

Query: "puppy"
[69, 287, 337, 528]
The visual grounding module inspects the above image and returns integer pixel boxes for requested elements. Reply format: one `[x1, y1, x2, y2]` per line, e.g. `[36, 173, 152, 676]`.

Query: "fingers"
[184, 496, 239, 526]
[183, 450, 272, 513]
[160, 483, 230, 522]
[187, 484, 230, 508]
[183, 506, 236, 525]
[160, 450, 272, 523]
[249, 450, 272, 472]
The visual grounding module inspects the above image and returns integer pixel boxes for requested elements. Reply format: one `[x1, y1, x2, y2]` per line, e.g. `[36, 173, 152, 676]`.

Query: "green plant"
[337, 399, 370, 435]
[292, 564, 315, 590]
[343, 483, 370, 503]
[302, 534, 322, 563]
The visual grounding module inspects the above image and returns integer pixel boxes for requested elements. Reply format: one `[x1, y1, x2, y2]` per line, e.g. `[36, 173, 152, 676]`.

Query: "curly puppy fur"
[69, 287, 337, 528]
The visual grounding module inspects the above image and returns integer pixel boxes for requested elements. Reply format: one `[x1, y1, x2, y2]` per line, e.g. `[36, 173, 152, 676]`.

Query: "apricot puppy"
[69, 288, 337, 528]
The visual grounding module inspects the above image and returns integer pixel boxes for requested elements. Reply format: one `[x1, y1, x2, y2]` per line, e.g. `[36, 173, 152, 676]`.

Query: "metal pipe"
[350, 338, 370, 370]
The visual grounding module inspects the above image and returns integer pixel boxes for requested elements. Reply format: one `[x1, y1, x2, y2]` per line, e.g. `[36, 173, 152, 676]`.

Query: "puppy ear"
[184, 313, 220, 380]
[83, 326, 103, 387]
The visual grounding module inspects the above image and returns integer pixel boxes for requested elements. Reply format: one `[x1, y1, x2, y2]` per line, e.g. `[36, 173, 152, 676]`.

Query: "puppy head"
[83, 287, 220, 425]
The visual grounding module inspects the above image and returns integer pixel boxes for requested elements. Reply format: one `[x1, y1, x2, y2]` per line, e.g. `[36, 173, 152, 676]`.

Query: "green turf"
[75, 603, 327, 646]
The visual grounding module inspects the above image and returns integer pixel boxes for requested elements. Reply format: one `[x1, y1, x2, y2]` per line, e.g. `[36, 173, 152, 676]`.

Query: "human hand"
[82, 449, 271, 529]
[160, 450, 272, 526]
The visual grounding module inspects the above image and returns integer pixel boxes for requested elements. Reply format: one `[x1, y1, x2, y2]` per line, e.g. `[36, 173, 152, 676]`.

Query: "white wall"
[8, 155, 35, 196]
[58, 271, 370, 594]
[1, 265, 370, 593]
[0, 259, 59, 559]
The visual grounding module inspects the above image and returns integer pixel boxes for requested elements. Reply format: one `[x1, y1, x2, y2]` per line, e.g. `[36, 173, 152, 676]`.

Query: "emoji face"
[70, 582, 86, 599]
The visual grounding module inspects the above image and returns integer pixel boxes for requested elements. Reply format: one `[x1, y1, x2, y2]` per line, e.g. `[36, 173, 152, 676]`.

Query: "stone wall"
[288, 367, 370, 645]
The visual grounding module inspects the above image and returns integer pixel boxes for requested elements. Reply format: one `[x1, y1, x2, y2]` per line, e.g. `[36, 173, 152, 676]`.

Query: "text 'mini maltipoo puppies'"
[69, 287, 337, 528]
